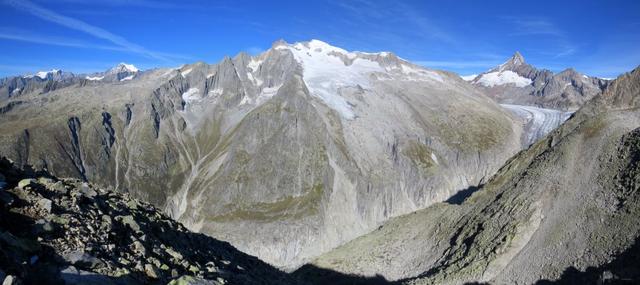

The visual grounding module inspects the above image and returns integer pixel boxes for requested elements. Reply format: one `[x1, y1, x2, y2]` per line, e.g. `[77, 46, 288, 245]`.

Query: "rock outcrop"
[0, 158, 295, 285]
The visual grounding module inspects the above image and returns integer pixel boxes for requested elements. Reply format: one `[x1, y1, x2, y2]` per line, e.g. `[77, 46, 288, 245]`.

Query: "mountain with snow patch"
[470, 52, 609, 110]
[0, 39, 530, 269]
[85, 63, 140, 82]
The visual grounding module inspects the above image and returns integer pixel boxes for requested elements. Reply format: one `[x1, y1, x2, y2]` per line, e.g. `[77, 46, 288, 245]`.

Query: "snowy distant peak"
[471, 52, 536, 87]
[496, 51, 526, 72]
[26, 69, 61, 80]
[109, 63, 139, 74]
[510, 51, 525, 66]
[274, 39, 395, 62]
[271, 39, 446, 120]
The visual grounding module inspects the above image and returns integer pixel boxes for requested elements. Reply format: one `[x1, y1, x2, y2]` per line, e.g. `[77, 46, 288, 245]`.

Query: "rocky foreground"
[0, 158, 297, 285]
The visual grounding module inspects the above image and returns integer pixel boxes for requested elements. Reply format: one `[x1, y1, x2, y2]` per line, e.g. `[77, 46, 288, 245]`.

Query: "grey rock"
[17, 179, 35, 189]
[168, 276, 221, 285]
[34, 219, 55, 234]
[59, 266, 116, 285]
[144, 263, 159, 279]
[165, 247, 183, 261]
[37, 198, 52, 213]
[118, 215, 141, 233]
[79, 183, 97, 198]
[62, 251, 105, 270]
[2, 275, 19, 285]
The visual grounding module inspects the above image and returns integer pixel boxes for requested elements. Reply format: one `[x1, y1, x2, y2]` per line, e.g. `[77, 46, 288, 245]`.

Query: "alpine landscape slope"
[298, 66, 640, 284]
[0, 40, 527, 269]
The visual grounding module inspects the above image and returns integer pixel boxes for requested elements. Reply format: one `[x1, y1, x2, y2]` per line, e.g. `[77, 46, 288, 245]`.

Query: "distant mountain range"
[0, 39, 638, 284]
[0, 63, 140, 100]
[465, 52, 610, 110]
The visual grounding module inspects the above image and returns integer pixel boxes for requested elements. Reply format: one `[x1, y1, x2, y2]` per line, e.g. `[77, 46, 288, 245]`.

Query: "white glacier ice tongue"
[501, 104, 573, 146]
[280, 39, 385, 119]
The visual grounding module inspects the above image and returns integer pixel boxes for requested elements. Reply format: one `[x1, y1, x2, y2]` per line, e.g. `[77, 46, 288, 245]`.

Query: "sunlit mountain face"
[0, 1, 638, 284]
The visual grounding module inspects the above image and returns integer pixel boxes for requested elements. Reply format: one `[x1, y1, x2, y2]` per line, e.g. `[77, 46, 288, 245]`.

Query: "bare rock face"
[299, 66, 640, 284]
[470, 52, 609, 110]
[0, 40, 525, 269]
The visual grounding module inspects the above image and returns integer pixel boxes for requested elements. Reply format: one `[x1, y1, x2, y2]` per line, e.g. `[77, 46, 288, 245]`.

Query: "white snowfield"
[476, 70, 532, 87]
[501, 104, 573, 146]
[86, 76, 104, 81]
[181, 87, 200, 105]
[24, 69, 60, 80]
[278, 39, 445, 119]
[119, 75, 134, 81]
[460, 74, 478, 81]
[281, 40, 384, 119]
[119, 63, 138, 72]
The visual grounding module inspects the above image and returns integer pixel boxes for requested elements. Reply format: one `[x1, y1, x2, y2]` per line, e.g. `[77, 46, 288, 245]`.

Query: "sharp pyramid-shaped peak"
[510, 51, 526, 66]
[496, 51, 526, 71]
[490, 51, 530, 73]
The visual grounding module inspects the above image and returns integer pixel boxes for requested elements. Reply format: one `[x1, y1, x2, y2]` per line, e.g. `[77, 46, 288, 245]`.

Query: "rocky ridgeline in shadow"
[0, 157, 295, 285]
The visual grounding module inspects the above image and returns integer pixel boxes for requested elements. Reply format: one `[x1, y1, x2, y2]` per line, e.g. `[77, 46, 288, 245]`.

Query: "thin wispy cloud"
[504, 16, 577, 58]
[0, 27, 125, 51]
[507, 17, 562, 36]
[34, 0, 183, 9]
[1, 0, 185, 62]
[415, 60, 502, 69]
[329, 0, 455, 48]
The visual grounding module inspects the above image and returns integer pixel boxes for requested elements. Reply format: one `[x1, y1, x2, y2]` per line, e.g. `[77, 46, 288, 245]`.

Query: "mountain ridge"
[471, 52, 609, 110]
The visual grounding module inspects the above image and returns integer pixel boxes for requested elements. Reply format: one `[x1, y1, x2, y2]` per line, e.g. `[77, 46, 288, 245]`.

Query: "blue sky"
[0, 0, 638, 78]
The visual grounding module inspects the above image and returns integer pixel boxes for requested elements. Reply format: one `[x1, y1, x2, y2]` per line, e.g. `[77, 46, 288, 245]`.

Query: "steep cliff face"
[0, 40, 525, 268]
[301, 67, 640, 284]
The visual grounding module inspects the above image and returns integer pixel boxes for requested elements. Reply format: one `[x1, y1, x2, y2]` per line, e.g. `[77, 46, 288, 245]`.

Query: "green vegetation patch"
[207, 184, 324, 223]
[403, 140, 437, 172]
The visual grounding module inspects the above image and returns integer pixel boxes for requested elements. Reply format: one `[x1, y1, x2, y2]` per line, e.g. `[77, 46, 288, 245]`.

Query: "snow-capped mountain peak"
[497, 51, 526, 72]
[109, 63, 139, 74]
[272, 39, 445, 119]
[25, 69, 61, 80]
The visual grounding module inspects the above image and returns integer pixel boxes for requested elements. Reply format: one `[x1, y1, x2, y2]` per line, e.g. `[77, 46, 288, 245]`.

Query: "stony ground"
[0, 157, 297, 285]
